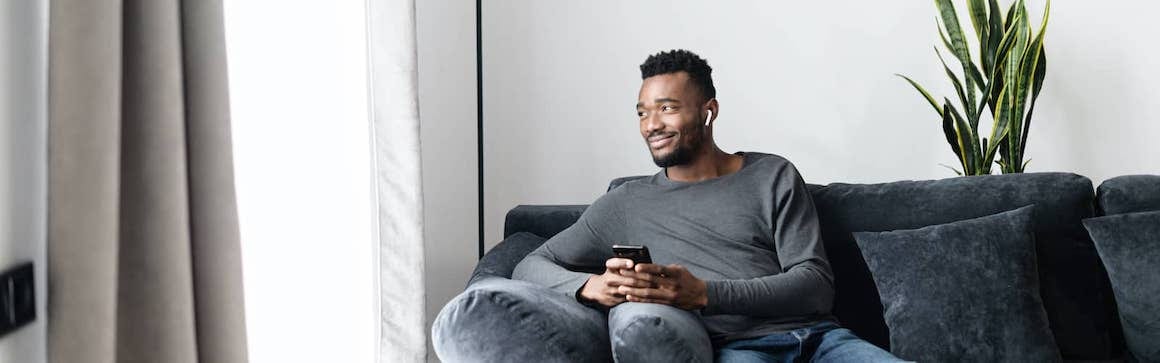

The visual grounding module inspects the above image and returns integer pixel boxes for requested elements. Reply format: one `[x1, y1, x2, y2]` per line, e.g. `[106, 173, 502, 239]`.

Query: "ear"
[703, 98, 719, 127]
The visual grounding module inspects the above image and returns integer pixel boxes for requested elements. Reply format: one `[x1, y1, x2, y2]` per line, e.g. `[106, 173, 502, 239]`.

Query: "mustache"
[646, 130, 676, 139]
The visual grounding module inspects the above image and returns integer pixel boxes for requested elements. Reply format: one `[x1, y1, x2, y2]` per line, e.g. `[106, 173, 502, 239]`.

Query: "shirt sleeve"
[702, 161, 835, 318]
[512, 190, 625, 299]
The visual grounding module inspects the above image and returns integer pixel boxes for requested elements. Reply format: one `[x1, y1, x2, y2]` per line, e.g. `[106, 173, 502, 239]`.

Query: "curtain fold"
[367, 0, 427, 361]
[47, 0, 248, 362]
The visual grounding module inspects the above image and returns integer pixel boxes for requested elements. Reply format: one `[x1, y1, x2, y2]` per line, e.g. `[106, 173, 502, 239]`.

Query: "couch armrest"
[1096, 174, 1160, 215]
[467, 232, 548, 287]
[502, 205, 587, 239]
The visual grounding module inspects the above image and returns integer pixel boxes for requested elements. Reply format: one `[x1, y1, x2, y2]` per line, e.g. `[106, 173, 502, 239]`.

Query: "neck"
[665, 145, 743, 183]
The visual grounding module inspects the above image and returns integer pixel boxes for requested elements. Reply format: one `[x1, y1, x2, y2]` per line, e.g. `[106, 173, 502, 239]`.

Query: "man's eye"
[637, 111, 646, 117]
[661, 106, 672, 111]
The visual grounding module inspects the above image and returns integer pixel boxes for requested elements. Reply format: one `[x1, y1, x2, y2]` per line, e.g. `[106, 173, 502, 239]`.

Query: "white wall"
[482, 1, 1160, 248]
[415, 0, 477, 361]
[224, 1, 375, 362]
[0, 0, 48, 362]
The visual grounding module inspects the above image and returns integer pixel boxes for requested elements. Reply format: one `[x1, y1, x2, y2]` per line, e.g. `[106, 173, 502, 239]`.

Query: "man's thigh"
[811, 327, 908, 363]
[607, 302, 713, 363]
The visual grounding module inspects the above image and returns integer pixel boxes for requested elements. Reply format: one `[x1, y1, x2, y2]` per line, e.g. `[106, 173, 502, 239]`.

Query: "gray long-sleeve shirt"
[512, 152, 836, 345]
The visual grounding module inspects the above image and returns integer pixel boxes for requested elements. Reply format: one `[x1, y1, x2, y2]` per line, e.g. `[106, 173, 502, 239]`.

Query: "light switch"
[0, 262, 35, 338]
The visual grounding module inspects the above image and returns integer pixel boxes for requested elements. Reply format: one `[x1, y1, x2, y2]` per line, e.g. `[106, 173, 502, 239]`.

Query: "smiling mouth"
[648, 133, 676, 149]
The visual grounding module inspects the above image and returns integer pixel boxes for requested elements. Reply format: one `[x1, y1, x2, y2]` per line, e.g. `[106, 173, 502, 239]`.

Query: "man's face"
[637, 72, 708, 168]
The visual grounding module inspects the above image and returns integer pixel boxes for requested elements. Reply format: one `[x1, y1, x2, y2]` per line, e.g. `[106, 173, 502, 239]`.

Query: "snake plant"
[899, 0, 1050, 175]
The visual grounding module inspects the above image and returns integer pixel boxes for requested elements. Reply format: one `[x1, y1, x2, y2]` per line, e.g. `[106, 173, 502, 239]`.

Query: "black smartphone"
[612, 244, 652, 264]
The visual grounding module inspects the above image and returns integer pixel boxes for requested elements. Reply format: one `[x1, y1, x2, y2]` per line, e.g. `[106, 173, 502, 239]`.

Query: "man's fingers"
[619, 269, 658, 283]
[606, 287, 625, 298]
[617, 286, 675, 300]
[606, 258, 634, 270]
[625, 295, 668, 304]
[606, 274, 650, 288]
[600, 291, 626, 307]
[634, 263, 666, 276]
[622, 276, 654, 288]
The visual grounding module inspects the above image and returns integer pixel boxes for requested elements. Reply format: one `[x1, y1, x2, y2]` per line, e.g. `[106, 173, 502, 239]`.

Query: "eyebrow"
[636, 98, 683, 108]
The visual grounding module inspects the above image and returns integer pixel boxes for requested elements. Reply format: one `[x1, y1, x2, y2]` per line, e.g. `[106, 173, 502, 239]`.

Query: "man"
[513, 49, 903, 362]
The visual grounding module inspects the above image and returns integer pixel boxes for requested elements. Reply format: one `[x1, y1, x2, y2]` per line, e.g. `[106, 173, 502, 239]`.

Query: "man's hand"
[578, 258, 655, 307]
[617, 264, 708, 310]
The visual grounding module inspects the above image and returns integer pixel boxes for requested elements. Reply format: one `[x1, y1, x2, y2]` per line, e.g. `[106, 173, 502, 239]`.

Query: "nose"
[641, 112, 662, 135]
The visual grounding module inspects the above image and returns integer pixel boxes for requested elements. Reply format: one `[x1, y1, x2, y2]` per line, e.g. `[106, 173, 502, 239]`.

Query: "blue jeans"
[717, 321, 907, 363]
[606, 302, 903, 363]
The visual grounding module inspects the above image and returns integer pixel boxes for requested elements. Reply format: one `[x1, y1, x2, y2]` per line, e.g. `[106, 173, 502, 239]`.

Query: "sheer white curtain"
[367, 0, 427, 361]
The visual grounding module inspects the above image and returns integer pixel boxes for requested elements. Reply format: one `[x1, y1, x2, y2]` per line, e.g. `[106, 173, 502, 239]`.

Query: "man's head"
[636, 49, 718, 168]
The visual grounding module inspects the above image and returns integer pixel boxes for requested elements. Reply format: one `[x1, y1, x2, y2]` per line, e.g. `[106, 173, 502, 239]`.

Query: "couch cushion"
[854, 205, 1059, 361]
[1096, 175, 1160, 216]
[1084, 210, 1160, 362]
[812, 172, 1119, 360]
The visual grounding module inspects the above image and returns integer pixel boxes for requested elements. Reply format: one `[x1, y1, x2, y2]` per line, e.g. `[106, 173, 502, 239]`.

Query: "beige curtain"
[47, 0, 248, 362]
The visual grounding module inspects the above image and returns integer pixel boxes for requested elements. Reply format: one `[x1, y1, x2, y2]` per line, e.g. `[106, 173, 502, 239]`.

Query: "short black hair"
[639, 49, 716, 101]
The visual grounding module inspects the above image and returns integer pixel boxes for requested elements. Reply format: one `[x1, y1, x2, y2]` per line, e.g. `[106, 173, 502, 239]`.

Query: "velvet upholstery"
[811, 172, 1118, 359]
[1084, 211, 1160, 362]
[853, 206, 1060, 362]
[468, 232, 547, 286]
[503, 205, 587, 239]
[1096, 175, 1160, 216]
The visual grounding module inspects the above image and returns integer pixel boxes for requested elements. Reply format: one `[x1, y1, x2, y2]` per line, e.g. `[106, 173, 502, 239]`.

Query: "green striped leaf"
[935, 47, 971, 125]
[1003, 3, 1031, 172]
[1020, 46, 1046, 154]
[941, 104, 963, 163]
[985, 86, 1011, 162]
[934, 0, 980, 119]
[1018, 0, 1049, 163]
[939, 164, 964, 176]
[945, 100, 979, 174]
[896, 74, 943, 117]
[983, 0, 1004, 75]
[968, 0, 989, 44]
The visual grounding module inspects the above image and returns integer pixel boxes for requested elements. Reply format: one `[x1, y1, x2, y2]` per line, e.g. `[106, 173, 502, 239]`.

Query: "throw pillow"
[852, 205, 1060, 361]
[1083, 210, 1160, 362]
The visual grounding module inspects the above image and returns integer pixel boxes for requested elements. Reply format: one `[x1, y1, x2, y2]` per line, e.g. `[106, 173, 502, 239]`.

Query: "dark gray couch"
[442, 172, 1160, 361]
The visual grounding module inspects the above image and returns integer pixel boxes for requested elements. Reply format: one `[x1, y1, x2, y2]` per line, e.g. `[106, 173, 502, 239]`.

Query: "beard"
[650, 126, 704, 168]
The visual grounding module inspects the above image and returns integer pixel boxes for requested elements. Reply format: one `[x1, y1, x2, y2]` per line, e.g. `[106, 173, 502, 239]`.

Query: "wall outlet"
[0, 262, 36, 338]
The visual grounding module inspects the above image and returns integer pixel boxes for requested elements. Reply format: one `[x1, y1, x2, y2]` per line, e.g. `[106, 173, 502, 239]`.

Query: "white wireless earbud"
[704, 110, 713, 127]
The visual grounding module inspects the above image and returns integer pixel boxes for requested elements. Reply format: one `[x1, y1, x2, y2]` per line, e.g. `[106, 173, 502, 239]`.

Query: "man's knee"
[608, 303, 712, 363]
[433, 278, 611, 362]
